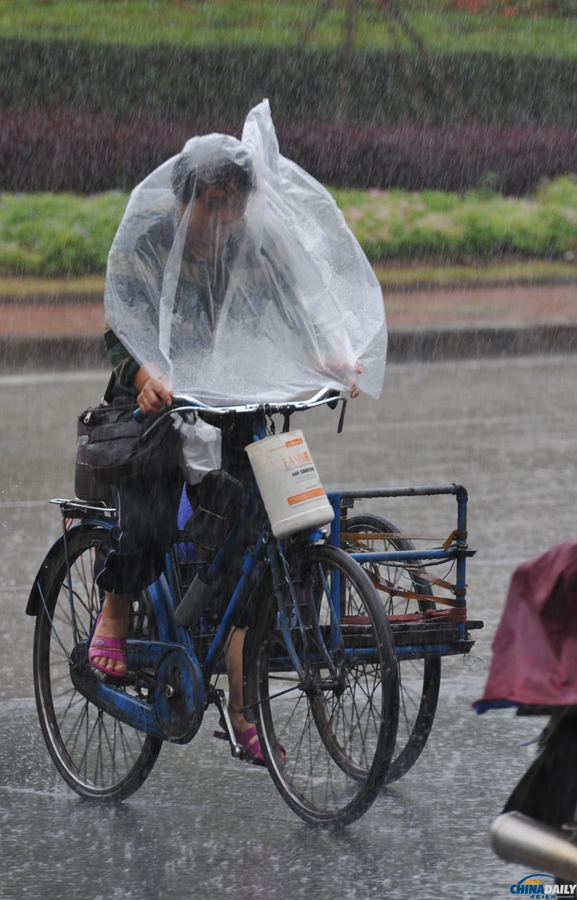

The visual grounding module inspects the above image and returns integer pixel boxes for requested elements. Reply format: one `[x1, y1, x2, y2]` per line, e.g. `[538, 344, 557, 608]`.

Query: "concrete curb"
[387, 322, 577, 362]
[1, 323, 577, 373]
[0, 335, 108, 372]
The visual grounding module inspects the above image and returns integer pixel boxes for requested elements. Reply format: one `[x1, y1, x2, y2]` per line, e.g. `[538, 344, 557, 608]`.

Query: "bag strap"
[102, 371, 117, 405]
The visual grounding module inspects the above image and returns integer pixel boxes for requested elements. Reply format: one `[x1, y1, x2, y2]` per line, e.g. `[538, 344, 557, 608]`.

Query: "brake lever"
[337, 399, 347, 434]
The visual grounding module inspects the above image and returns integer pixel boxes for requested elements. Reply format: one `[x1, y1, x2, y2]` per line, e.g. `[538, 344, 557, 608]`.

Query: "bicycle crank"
[152, 647, 205, 744]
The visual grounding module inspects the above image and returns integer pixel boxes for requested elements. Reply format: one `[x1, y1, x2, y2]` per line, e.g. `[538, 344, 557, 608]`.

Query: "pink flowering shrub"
[0, 107, 576, 195]
[276, 120, 577, 195]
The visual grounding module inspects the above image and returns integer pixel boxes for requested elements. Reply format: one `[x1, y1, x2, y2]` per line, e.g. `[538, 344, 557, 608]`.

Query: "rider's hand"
[349, 364, 362, 399]
[322, 359, 362, 399]
[137, 378, 173, 415]
[134, 367, 173, 415]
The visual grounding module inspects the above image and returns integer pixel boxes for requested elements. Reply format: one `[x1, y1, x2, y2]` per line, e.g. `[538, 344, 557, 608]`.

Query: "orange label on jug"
[283, 451, 311, 470]
[287, 487, 326, 506]
[285, 438, 304, 448]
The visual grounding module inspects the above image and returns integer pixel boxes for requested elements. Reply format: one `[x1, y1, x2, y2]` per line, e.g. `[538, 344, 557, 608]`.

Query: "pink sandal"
[88, 613, 127, 679]
[214, 724, 286, 766]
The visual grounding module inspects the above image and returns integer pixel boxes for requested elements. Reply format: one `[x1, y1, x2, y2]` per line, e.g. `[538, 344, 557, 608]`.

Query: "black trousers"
[95, 470, 184, 595]
[94, 412, 260, 596]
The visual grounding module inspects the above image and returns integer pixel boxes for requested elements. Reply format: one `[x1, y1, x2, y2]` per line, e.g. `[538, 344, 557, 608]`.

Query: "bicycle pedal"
[238, 748, 266, 768]
[92, 667, 134, 687]
[213, 729, 243, 759]
[213, 730, 266, 765]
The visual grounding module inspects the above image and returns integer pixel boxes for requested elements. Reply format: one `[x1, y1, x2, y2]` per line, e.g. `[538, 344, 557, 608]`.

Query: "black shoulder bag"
[75, 375, 181, 495]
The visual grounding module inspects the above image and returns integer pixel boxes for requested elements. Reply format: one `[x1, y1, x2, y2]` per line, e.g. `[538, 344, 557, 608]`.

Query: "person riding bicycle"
[88, 100, 387, 763]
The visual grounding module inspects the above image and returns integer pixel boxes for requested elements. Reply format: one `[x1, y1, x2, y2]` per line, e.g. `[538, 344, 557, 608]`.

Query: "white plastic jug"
[245, 430, 334, 539]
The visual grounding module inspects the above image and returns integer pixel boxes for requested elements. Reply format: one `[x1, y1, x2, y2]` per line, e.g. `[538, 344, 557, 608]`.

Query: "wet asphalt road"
[1, 356, 576, 900]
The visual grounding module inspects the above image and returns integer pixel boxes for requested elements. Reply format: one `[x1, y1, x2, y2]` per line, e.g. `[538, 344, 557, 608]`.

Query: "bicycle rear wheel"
[245, 543, 399, 827]
[33, 524, 163, 800]
[343, 514, 441, 782]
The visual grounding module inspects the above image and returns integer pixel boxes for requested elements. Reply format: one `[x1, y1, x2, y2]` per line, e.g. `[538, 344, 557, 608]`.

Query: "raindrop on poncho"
[104, 100, 387, 405]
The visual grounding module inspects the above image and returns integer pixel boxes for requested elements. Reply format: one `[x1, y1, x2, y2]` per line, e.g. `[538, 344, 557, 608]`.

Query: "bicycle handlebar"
[134, 388, 348, 431]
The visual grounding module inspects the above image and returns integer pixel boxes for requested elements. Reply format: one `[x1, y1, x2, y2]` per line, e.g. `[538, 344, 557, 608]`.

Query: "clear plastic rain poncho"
[105, 100, 387, 406]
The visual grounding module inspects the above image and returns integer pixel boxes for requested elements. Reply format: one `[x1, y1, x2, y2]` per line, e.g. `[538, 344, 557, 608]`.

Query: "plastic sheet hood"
[104, 100, 387, 405]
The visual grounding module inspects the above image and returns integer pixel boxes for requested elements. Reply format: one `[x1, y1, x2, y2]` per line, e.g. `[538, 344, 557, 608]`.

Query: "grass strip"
[2, 1, 577, 57]
[3, 258, 577, 300]
[375, 259, 577, 289]
[0, 275, 105, 296]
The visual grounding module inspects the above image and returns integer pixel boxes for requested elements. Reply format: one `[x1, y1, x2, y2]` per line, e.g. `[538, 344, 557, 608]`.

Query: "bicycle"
[27, 390, 402, 827]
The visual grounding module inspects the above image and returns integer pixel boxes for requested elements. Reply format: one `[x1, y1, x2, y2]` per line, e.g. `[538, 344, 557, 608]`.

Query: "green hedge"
[0, 192, 126, 276]
[3, 40, 577, 125]
[333, 177, 577, 260]
[2, 179, 577, 277]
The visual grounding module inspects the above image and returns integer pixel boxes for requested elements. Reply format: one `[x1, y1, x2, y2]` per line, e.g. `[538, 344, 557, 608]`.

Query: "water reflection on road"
[1, 357, 576, 899]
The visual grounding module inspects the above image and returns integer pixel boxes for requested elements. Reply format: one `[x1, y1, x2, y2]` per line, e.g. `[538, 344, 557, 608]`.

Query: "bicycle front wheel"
[33, 525, 163, 800]
[245, 543, 399, 827]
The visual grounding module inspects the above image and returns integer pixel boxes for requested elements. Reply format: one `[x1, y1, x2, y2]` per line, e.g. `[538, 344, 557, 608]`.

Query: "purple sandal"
[88, 613, 127, 679]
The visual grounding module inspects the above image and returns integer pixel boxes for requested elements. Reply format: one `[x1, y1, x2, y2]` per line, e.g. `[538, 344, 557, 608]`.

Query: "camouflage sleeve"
[103, 319, 140, 395]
